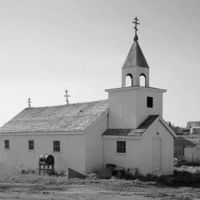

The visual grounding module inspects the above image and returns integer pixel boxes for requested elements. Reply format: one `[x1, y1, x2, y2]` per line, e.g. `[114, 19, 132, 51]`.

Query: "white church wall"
[0, 132, 86, 174]
[140, 120, 174, 175]
[136, 90, 163, 127]
[107, 88, 137, 129]
[85, 114, 108, 173]
[107, 87, 164, 129]
[103, 136, 140, 170]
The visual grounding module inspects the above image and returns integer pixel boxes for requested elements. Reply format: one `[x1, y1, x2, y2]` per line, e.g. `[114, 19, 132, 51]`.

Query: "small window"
[116, 141, 126, 153]
[147, 96, 153, 108]
[28, 140, 34, 150]
[53, 140, 60, 152]
[4, 140, 10, 150]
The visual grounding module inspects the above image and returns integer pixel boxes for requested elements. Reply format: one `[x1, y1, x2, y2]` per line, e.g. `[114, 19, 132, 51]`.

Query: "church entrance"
[152, 136, 162, 174]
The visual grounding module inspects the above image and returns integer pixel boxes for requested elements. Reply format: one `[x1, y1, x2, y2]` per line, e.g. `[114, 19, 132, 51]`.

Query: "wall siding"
[85, 114, 107, 173]
[0, 133, 85, 174]
[103, 138, 140, 170]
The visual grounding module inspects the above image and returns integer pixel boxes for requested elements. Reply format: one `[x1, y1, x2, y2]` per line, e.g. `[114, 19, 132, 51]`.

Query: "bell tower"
[106, 18, 166, 129]
[122, 17, 149, 87]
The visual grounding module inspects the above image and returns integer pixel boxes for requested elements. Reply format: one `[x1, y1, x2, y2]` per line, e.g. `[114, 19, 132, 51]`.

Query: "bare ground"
[0, 164, 199, 200]
[0, 177, 199, 200]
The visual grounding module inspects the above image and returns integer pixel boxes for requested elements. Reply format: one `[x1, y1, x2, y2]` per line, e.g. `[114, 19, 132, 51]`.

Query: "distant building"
[0, 21, 176, 176]
[187, 121, 200, 134]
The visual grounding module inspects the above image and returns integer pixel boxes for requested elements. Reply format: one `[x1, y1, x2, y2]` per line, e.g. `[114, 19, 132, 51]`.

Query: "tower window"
[116, 141, 126, 153]
[147, 96, 153, 108]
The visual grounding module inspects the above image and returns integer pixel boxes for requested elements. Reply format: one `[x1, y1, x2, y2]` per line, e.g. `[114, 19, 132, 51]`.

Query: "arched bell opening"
[139, 73, 146, 87]
[125, 74, 133, 87]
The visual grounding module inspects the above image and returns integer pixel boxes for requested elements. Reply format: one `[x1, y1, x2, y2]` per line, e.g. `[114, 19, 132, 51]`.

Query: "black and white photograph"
[0, 0, 199, 199]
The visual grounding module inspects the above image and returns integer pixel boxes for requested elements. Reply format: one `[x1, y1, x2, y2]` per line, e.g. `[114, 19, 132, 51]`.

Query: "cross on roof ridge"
[64, 89, 70, 105]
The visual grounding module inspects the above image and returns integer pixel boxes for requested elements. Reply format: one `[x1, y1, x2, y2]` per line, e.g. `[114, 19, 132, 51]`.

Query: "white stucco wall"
[106, 87, 165, 129]
[85, 114, 108, 173]
[108, 88, 137, 128]
[103, 136, 140, 170]
[0, 132, 86, 173]
[140, 120, 174, 175]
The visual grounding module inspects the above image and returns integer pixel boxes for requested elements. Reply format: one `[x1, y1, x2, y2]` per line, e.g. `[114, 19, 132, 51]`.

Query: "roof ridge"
[26, 99, 108, 109]
[0, 99, 109, 133]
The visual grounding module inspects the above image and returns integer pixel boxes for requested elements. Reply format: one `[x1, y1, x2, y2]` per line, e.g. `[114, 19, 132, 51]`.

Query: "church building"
[0, 19, 176, 175]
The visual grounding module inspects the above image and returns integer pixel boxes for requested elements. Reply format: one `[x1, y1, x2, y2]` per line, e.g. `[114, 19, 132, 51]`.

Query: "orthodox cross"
[132, 17, 140, 41]
[64, 90, 70, 105]
[27, 98, 31, 108]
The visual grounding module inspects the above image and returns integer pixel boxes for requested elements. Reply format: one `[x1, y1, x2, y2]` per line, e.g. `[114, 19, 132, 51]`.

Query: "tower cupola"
[122, 18, 149, 87]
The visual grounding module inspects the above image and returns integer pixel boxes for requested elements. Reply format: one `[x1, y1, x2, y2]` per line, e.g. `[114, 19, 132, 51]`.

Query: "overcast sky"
[0, 0, 199, 127]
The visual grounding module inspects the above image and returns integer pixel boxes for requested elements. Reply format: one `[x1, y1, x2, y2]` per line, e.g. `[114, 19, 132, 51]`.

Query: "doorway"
[152, 136, 162, 173]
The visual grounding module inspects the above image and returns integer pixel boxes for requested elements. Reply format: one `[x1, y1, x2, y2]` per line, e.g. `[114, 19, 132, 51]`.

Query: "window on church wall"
[28, 140, 34, 151]
[53, 140, 60, 152]
[4, 140, 10, 150]
[116, 141, 126, 153]
[147, 96, 153, 108]
[125, 74, 133, 87]
[139, 74, 146, 87]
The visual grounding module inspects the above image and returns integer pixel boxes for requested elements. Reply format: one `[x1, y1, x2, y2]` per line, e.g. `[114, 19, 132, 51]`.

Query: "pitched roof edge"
[84, 109, 109, 132]
[159, 118, 177, 138]
[138, 115, 159, 134]
[137, 115, 159, 129]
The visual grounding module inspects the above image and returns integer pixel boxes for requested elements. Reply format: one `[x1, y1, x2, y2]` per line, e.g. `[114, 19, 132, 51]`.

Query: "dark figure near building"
[38, 154, 55, 175]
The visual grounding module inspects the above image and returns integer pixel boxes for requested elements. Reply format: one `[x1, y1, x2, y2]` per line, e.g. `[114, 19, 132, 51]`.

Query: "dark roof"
[137, 115, 159, 129]
[174, 137, 197, 147]
[103, 115, 159, 137]
[103, 129, 133, 136]
[0, 100, 108, 133]
[122, 40, 149, 69]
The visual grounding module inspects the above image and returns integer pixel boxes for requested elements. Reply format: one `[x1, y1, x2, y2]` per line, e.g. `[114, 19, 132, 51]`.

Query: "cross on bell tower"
[64, 90, 70, 105]
[132, 17, 140, 41]
[122, 18, 149, 88]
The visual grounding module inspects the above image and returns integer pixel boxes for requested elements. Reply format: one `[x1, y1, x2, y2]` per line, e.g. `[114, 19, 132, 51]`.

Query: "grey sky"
[0, 0, 199, 127]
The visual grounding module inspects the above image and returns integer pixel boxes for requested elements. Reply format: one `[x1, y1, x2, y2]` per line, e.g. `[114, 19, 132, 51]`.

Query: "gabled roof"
[137, 115, 159, 129]
[103, 129, 132, 136]
[103, 115, 159, 137]
[0, 100, 108, 133]
[122, 40, 149, 69]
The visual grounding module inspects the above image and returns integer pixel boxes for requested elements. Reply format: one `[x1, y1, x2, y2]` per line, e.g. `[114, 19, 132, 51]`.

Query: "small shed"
[185, 144, 200, 163]
[174, 137, 196, 160]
